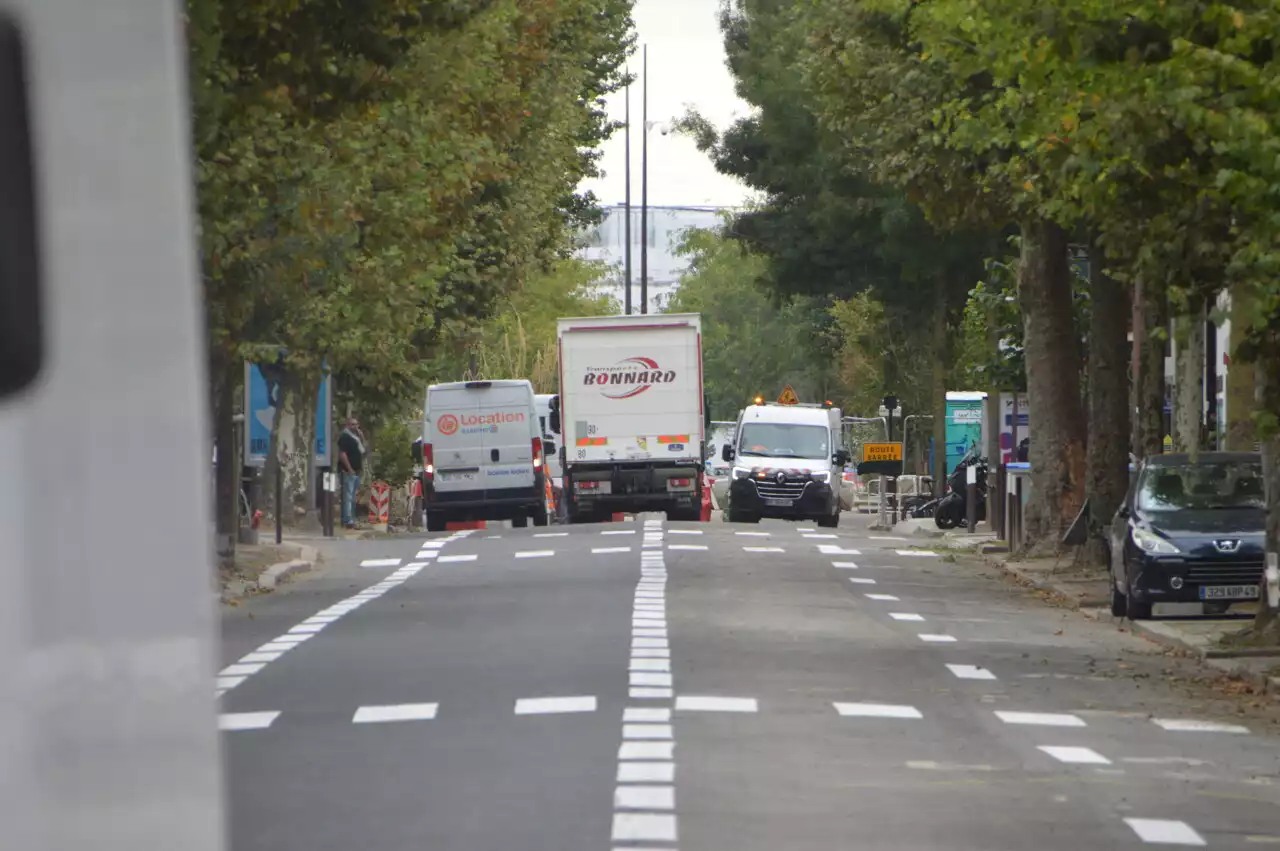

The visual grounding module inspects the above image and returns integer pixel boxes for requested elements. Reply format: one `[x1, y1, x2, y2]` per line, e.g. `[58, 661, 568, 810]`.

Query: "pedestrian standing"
[337, 416, 365, 529]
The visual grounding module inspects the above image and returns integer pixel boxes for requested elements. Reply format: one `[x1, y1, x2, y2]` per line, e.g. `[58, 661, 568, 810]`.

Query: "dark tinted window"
[1136, 462, 1265, 511]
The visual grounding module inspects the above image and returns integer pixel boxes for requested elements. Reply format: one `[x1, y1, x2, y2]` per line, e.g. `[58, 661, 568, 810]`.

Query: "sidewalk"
[219, 541, 317, 604]
[871, 515, 1280, 695]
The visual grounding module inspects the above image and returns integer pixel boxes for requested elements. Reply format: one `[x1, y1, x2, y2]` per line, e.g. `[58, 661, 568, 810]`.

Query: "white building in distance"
[577, 204, 737, 312]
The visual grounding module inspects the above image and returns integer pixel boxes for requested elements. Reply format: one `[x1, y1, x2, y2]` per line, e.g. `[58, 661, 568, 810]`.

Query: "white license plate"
[439, 470, 476, 482]
[1198, 585, 1259, 600]
[764, 497, 792, 508]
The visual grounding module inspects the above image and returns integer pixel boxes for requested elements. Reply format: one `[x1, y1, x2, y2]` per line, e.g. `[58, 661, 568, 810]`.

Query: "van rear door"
[478, 382, 535, 491]
[428, 385, 485, 494]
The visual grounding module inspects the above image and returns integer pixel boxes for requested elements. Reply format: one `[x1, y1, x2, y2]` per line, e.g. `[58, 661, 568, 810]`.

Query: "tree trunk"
[1225, 290, 1258, 451]
[932, 274, 949, 497]
[1173, 299, 1206, 455]
[1082, 242, 1131, 568]
[1018, 219, 1087, 552]
[212, 351, 239, 564]
[1132, 276, 1168, 458]
[1254, 359, 1280, 643]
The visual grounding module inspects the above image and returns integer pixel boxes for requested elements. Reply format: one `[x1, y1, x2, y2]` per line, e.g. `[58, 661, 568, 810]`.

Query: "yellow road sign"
[777, 385, 800, 405]
[862, 442, 904, 463]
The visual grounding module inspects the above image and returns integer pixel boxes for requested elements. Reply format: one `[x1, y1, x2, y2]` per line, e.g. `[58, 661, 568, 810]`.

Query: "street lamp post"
[624, 81, 632, 316]
[879, 396, 903, 523]
[640, 44, 648, 314]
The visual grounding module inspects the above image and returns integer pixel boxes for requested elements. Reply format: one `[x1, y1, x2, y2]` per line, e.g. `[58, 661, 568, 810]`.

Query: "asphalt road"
[220, 516, 1280, 850]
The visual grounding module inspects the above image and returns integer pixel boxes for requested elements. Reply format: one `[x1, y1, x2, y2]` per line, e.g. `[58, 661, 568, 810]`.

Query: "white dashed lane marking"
[359, 558, 402, 568]
[864, 593, 899, 601]
[602, 529, 636, 535]
[735, 531, 771, 537]
[946, 664, 996, 680]
[595, 547, 632, 554]
[869, 535, 908, 541]
[832, 561, 858, 568]
[352, 703, 438, 724]
[918, 634, 958, 643]
[624, 707, 671, 722]
[1153, 718, 1250, 734]
[668, 529, 702, 535]
[1038, 746, 1110, 765]
[618, 762, 675, 782]
[675, 696, 758, 713]
[834, 702, 923, 719]
[743, 546, 785, 553]
[668, 544, 708, 551]
[614, 785, 675, 810]
[219, 711, 281, 731]
[995, 711, 1086, 727]
[888, 613, 925, 621]
[514, 696, 597, 715]
[818, 545, 861, 555]
[895, 549, 938, 557]
[534, 532, 568, 538]
[437, 554, 477, 563]
[848, 577, 877, 584]
[612, 812, 678, 842]
[619, 741, 675, 759]
[1124, 818, 1206, 846]
[514, 550, 554, 559]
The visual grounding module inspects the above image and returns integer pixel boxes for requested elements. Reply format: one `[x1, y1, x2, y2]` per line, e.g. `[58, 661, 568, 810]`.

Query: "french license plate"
[1199, 585, 1259, 601]
[439, 470, 476, 482]
[764, 497, 792, 508]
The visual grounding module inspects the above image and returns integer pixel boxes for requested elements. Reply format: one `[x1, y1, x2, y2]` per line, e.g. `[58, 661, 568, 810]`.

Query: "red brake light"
[532, 437, 543, 468]
[423, 443, 434, 481]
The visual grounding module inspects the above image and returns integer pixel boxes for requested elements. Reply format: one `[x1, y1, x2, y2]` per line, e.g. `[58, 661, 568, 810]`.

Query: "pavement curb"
[220, 545, 317, 604]
[981, 553, 1111, 611]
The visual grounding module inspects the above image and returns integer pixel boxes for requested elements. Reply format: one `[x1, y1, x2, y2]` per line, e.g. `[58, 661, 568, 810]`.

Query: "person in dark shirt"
[337, 416, 365, 528]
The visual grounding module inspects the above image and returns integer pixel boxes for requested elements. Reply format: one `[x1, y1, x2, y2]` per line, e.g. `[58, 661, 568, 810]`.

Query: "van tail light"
[423, 443, 434, 482]
[532, 437, 543, 469]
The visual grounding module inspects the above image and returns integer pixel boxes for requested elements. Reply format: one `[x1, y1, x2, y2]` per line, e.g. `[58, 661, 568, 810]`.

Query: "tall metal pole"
[640, 44, 649, 315]
[623, 81, 633, 316]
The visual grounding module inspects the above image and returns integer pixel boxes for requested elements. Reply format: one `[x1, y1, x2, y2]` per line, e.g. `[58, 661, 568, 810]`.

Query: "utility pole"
[640, 43, 649, 315]
[623, 80, 633, 316]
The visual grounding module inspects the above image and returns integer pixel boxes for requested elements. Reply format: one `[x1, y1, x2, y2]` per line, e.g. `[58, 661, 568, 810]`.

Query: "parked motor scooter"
[934, 447, 989, 529]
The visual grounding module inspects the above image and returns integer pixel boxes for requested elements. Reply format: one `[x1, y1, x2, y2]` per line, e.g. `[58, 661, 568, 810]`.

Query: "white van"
[422, 380, 548, 530]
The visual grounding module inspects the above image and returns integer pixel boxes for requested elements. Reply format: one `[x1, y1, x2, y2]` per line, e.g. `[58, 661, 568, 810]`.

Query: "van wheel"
[512, 515, 529, 528]
[532, 508, 549, 527]
[817, 511, 839, 528]
[426, 511, 447, 533]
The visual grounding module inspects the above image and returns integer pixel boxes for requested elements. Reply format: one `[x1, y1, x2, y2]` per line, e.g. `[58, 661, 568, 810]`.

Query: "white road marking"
[668, 544, 707, 551]
[287, 623, 325, 635]
[632, 630, 668, 638]
[848, 577, 877, 584]
[629, 687, 674, 699]
[889, 613, 925, 621]
[618, 741, 675, 759]
[534, 532, 569, 537]
[632, 621, 668, 630]
[1153, 718, 1250, 734]
[918, 634, 958, 643]
[437, 554, 477, 563]
[631, 648, 670, 658]
[238, 651, 285, 663]
[215, 676, 246, 690]
[743, 546, 785, 553]
[257, 642, 297, 652]
[420, 540, 447, 548]
[1038, 746, 1111, 765]
[515, 550, 555, 559]
[870, 535, 908, 541]
[602, 529, 636, 535]
[832, 561, 859, 568]
[618, 762, 675, 782]
[219, 663, 266, 677]
[612, 813, 678, 842]
[630, 659, 671, 672]
[675, 696, 758, 713]
[735, 531, 771, 536]
[796, 527, 817, 532]
[219, 711, 280, 731]
[668, 529, 703, 535]
[414, 551, 438, 559]
[1124, 818, 1206, 846]
[864, 593, 899, 601]
[632, 637, 669, 648]
[352, 703, 439, 724]
[834, 702, 922, 719]
[622, 708, 671, 723]
[818, 545, 861, 555]
[630, 672, 674, 687]
[995, 711, 1086, 727]
[946, 664, 996, 680]
[360, 558, 402, 568]
[614, 785, 675, 810]
[514, 696, 598, 715]
[594, 547, 633, 554]
[895, 549, 938, 557]
[803, 533, 838, 539]
[906, 761, 998, 772]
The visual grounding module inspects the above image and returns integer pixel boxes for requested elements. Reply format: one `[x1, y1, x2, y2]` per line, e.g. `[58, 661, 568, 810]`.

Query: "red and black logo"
[583, 356, 677, 400]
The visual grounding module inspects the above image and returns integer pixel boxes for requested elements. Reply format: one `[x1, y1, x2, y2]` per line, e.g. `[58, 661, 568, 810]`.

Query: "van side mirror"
[549, 411, 561, 435]
[722, 445, 735, 463]
[411, 440, 423, 462]
[834, 450, 850, 466]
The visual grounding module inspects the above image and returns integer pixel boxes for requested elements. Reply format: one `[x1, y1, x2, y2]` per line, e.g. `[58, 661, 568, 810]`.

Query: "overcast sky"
[577, 0, 759, 208]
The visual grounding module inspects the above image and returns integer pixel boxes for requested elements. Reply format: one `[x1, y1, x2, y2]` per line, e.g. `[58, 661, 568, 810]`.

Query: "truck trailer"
[553, 313, 708, 522]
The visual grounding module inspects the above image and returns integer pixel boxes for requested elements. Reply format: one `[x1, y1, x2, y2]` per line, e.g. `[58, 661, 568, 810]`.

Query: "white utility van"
[722, 402, 849, 527]
[421, 380, 548, 530]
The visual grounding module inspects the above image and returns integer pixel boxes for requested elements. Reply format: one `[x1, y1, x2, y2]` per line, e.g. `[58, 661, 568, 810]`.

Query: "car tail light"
[666, 478, 694, 491]
[575, 480, 600, 491]
[423, 443, 434, 482]
[532, 437, 543, 468]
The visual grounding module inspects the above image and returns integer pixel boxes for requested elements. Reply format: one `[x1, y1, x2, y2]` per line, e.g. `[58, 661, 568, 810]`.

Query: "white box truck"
[553, 313, 708, 522]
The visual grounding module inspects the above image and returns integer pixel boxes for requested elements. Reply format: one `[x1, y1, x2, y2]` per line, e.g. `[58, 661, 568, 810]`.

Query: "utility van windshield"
[738, 423, 829, 459]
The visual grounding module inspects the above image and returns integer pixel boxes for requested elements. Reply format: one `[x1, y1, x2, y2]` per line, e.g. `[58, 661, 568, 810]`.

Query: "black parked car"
[1109, 452, 1266, 620]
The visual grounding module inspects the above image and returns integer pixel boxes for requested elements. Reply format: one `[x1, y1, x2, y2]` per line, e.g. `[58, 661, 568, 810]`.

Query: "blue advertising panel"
[244, 360, 332, 467]
[944, 391, 986, 479]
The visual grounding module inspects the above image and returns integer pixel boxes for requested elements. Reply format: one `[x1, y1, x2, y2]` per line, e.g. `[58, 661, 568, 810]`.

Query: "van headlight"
[732, 467, 752, 480]
[1132, 527, 1181, 555]
[810, 471, 831, 484]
